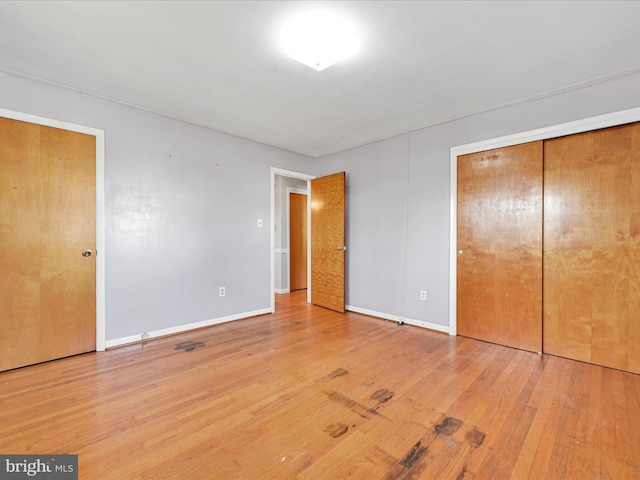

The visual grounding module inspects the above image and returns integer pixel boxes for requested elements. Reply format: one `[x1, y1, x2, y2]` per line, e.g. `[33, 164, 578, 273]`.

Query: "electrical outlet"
[257, 218, 263, 228]
[420, 290, 427, 302]
[219, 287, 226, 297]
[142, 332, 149, 340]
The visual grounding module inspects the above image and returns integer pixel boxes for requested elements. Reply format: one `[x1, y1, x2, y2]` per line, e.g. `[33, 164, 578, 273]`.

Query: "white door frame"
[0, 107, 106, 351]
[270, 167, 315, 312]
[449, 106, 640, 336]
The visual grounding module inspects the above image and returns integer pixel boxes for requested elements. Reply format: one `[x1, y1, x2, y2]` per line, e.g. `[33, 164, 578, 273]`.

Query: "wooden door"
[289, 192, 307, 291]
[457, 142, 543, 352]
[0, 117, 96, 371]
[311, 172, 346, 312]
[544, 122, 640, 373]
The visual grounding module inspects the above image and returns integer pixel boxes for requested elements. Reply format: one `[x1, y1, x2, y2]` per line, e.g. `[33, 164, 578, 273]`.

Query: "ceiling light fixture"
[280, 10, 360, 72]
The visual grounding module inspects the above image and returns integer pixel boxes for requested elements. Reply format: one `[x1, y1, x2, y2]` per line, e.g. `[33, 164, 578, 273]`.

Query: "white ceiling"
[1, 1, 640, 157]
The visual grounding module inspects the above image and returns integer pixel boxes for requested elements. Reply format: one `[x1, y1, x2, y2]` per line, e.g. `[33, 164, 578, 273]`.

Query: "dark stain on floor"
[328, 391, 357, 409]
[456, 465, 468, 480]
[324, 423, 349, 438]
[466, 426, 486, 448]
[384, 416, 481, 479]
[371, 389, 394, 403]
[434, 417, 463, 436]
[174, 340, 205, 352]
[327, 391, 387, 419]
[399, 440, 428, 469]
[328, 368, 349, 378]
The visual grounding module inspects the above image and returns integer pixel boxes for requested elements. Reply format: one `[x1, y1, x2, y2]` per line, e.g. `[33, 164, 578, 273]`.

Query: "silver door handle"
[337, 246, 347, 251]
[82, 249, 93, 257]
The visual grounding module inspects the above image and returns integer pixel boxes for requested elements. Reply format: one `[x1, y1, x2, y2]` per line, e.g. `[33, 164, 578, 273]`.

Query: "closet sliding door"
[457, 141, 543, 353]
[457, 122, 640, 373]
[544, 122, 640, 373]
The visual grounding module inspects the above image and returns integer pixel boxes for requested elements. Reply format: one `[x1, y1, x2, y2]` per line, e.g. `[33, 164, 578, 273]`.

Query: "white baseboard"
[104, 308, 272, 349]
[105, 333, 141, 348]
[346, 305, 402, 322]
[275, 288, 290, 294]
[346, 305, 450, 335]
[400, 316, 450, 334]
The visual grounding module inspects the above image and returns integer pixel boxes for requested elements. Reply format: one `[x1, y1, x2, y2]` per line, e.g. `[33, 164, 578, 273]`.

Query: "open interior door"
[311, 172, 346, 312]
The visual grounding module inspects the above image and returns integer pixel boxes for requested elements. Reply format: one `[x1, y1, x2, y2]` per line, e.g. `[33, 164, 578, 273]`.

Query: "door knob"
[337, 246, 347, 251]
[82, 249, 93, 257]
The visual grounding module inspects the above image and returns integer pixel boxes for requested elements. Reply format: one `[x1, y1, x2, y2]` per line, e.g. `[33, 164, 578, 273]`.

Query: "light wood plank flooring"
[1, 290, 640, 479]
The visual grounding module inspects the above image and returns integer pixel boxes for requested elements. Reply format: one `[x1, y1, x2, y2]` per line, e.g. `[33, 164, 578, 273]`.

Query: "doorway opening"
[270, 168, 315, 312]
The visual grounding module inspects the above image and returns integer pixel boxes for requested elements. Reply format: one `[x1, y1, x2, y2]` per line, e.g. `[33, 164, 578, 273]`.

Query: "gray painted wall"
[316, 71, 640, 329]
[0, 71, 314, 341]
[3, 67, 640, 340]
[319, 135, 410, 317]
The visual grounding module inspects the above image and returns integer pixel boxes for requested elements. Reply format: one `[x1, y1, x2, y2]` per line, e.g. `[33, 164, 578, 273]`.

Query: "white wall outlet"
[420, 290, 427, 301]
[257, 218, 263, 228]
[219, 286, 226, 297]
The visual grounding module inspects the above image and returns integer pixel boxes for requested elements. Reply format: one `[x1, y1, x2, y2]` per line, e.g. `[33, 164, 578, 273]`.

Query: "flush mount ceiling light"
[280, 10, 360, 71]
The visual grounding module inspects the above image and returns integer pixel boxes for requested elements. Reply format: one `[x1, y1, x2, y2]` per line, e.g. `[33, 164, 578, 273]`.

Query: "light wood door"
[0, 117, 96, 371]
[544, 122, 640, 373]
[289, 192, 307, 291]
[457, 142, 543, 352]
[311, 172, 346, 312]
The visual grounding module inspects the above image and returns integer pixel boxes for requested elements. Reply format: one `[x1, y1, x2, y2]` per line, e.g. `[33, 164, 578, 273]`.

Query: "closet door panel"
[457, 141, 543, 352]
[544, 122, 640, 373]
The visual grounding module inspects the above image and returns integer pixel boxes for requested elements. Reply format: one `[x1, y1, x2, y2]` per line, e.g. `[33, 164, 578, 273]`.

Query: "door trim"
[449, 106, 640, 337]
[0, 108, 106, 352]
[270, 168, 315, 312]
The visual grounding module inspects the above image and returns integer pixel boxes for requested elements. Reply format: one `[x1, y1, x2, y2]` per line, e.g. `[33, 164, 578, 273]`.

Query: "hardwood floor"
[2, 290, 640, 479]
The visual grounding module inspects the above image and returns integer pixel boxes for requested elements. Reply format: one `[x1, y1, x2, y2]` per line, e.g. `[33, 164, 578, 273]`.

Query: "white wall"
[0, 71, 314, 343]
[316, 71, 640, 331]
